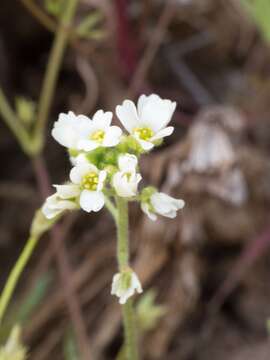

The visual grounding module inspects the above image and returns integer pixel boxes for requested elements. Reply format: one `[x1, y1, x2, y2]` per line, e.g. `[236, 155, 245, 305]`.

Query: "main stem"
[115, 196, 139, 360]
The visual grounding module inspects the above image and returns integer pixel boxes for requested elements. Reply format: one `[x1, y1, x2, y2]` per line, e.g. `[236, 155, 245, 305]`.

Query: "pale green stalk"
[105, 197, 118, 222]
[115, 196, 139, 360]
[33, 0, 79, 153]
[0, 235, 39, 324]
[0, 210, 57, 325]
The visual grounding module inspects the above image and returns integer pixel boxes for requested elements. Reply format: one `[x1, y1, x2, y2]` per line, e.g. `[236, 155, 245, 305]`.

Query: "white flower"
[112, 154, 142, 197]
[111, 270, 143, 304]
[42, 185, 79, 219]
[116, 94, 176, 150]
[76, 110, 122, 151]
[141, 192, 185, 221]
[52, 110, 122, 152]
[69, 163, 107, 212]
[52, 111, 90, 149]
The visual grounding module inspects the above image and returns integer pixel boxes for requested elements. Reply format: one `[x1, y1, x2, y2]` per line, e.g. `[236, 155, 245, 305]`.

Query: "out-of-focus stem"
[0, 88, 32, 155]
[20, 0, 56, 33]
[34, 0, 79, 153]
[0, 234, 39, 324]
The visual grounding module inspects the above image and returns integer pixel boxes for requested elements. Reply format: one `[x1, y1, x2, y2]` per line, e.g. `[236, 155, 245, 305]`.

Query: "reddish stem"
[114, 0, 138, 80]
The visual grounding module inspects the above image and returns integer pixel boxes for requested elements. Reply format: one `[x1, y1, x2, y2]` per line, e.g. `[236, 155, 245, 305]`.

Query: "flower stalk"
[0, 210, 57, 324]
[0, 235, 39, 325]
[115, 196, 139, 360]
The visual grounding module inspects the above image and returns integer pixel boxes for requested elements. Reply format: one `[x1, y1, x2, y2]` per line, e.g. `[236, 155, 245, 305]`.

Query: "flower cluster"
[42, 94, 185, 303]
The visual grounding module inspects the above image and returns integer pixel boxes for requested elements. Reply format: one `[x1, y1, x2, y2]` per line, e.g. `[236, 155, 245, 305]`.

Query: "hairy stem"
[34, 0, 79, 152]
[116, 197, 129, 270]
[115, 196, 139, 360]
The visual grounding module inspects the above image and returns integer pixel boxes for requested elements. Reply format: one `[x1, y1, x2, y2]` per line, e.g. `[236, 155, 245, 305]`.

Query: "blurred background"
[0, 0, 270, 359]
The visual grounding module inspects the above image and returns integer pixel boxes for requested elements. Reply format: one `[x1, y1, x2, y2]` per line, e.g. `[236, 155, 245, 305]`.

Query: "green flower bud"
[0, 325, 27, 360]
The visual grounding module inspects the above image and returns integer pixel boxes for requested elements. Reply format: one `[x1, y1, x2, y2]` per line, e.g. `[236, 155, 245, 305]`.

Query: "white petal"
[151, 126, 174, 141]
[103, 126, 122, 147]
[77, 138, 99, 151]
[113, 172, 141, 197]
[42, 194, 77, 219]
[52, 112, 91, 149]
[53, 184, 80, 199]
[141, 202, 157, 221]
[137, 94, 148, 117]
[72, 153, 89, 166]
[116, 100, 139, 133]
[70, 163, 97, 184]
[135, 137, 154, 151]
[111, 274, 121, 295]
[97, 170, 107, 191]
[140, 95, 176, 132]
[52, 114, 78, 148]
[151, 192, 185, 218]
[92, 110, 112, 128]
[118, 154, 138, 172]
[42, 196, 62, 219]
[79, 190, 105, 212]
[76, 114, 92, 123]
[131, 273, 143, 293]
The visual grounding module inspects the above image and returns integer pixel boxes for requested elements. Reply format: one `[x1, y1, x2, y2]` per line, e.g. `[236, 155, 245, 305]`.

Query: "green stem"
[0, 235, 39, 324]
[116, 197, 129, 271]
[105, 196, 118, 222]
[122, 299, 139, 360]
[34, 0, 79, 152]
[115, 196, 139, 360]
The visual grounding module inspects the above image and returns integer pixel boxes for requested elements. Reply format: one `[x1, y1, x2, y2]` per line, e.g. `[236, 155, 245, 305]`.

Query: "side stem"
[34, 0, 79, 152]
[115, 196, 139, 360]
[0, 235, 39, 324]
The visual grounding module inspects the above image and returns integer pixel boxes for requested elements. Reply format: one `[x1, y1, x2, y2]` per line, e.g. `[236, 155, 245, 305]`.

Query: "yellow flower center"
[90, 130, 105, 143]
[133, 127, 153, 141]
[82, 172, 99, 191]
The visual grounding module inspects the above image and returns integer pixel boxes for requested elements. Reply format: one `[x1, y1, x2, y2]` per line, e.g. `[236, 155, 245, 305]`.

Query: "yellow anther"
[133, 127, 153, 141]
[91, 130, 105, 143]
[81, 172, 99, 191]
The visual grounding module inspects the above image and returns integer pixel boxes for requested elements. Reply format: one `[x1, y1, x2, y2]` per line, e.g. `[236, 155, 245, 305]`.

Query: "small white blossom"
[52, 111, 90, 149]
[116, 94, 176, 150]
[42, 185, 79, 219]
[111, 270, 143, 304]
[113, 154, 142, 197]
[76, 109, 122, 151]
[141, 192, 185, 221]
[52, 110, 122, 152]
[66, 163, 107, 213]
